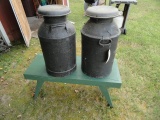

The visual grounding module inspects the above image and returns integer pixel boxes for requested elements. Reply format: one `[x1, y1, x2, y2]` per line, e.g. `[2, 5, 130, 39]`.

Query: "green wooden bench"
[24, 54, 122, 108]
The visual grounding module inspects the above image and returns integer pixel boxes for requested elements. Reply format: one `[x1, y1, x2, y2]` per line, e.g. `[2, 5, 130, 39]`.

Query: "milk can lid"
[38, 5, 70, 17]
[86, 6, 120, 18]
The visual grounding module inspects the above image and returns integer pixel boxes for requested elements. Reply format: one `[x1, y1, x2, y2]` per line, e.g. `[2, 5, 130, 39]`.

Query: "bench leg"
[121, 4, 130, 35]
[34, 80, 44, 99]
[99, 86, 113, 108]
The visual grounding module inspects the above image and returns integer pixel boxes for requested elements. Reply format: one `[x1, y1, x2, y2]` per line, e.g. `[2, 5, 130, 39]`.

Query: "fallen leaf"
[17, 115, 22, 119]
[74, 90, 79, 93]
[96, 97, 99, 102]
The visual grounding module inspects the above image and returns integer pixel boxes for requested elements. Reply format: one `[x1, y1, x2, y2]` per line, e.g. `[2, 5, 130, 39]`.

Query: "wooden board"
[9, 0, 31, 47]
[64, 0, 69, 7]
[56, 0, 63, 4]
[56, 0, 69, 7]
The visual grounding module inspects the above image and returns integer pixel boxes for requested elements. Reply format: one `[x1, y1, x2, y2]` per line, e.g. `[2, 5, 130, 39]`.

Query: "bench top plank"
[24, 54, 122, 88]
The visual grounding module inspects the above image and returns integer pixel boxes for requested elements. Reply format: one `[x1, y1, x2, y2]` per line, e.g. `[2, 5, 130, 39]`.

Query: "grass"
[0, 0, 160, 119]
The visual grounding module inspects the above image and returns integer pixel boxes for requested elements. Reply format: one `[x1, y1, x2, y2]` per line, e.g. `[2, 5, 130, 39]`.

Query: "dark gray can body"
[38, 5, 76, 77]
[81, 6, 121, 78]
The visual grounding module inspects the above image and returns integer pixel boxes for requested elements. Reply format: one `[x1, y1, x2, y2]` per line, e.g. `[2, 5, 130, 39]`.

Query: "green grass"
[0, 0, 160, 119]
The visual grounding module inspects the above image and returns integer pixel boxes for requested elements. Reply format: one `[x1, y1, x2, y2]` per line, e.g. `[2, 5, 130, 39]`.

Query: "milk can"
[81, 6, 121, 78]
[38, 5, 76, 77]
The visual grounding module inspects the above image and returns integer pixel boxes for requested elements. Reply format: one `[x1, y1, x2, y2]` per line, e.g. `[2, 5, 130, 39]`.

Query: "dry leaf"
[74, 90, 79, 93]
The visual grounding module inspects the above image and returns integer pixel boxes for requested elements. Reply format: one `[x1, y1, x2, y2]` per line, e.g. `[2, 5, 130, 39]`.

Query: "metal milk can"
[81, 6, 121, 78]
[38, 5, 76, 77]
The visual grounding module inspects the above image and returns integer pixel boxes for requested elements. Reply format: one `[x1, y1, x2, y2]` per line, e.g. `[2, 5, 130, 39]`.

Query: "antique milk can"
[81, 6, 121, 78]
[38, 5, 76, 77]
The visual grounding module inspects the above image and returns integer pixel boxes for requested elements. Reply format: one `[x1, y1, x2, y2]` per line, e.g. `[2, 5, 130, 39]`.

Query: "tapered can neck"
[89, 17, 113, 23]
[44, 16, 67, 24]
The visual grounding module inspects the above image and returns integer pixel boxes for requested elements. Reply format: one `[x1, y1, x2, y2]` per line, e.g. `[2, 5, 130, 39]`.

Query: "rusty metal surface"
[22, 0, 36, 17]
[0, 0, 22, 41]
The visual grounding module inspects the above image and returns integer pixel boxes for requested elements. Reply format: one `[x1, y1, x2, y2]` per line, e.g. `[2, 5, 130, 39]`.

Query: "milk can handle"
[49, 24, 67, 32]
[99, 37, 112, 63]
[99, 38, 112, 47]
[65, 24, 68, 32]
[106, 49, 111, 63]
